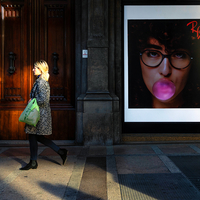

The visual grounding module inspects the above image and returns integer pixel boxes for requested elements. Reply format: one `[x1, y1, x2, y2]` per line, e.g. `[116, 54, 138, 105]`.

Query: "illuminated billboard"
[124, 5, 200, 124]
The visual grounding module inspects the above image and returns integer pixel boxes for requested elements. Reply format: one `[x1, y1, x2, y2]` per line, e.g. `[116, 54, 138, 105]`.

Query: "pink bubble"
[152, 79, 176, 101]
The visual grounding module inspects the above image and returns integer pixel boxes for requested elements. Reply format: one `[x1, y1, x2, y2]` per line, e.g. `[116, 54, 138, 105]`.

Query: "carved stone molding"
[47, 5, 65, 18]
[50, 87, 67, 101]
[50, 96, 66, 101]
[4, 97, 23, 101]
[4, 87, 23, 101]
[2, 4, 22, 18]
[5, 88, 21, 96]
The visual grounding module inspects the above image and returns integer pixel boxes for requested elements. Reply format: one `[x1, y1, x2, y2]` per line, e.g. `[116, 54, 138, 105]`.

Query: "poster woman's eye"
[172, 52, 188, 59]
[170, 51, 192, 69]
[141, 50, 163, 67]
[146, 51, 160, 59]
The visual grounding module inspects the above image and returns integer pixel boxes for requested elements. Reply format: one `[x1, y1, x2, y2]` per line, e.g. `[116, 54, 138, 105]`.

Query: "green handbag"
[19, 98, 40, 127]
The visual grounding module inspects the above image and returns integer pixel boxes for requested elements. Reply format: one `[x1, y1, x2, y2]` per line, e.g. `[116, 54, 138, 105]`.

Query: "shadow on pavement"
[40, 156, 61, 166]
[39, 181, 106, 200]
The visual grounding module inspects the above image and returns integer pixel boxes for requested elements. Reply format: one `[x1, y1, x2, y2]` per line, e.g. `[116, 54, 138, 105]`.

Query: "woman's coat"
[25, 76, 52, 135]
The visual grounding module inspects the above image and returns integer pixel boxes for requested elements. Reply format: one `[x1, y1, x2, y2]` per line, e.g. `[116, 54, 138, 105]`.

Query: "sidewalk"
[1, 142, 200, 200]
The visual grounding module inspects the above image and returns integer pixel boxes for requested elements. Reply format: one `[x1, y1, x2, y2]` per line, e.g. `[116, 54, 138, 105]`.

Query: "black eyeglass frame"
[140, 50, 193, 70]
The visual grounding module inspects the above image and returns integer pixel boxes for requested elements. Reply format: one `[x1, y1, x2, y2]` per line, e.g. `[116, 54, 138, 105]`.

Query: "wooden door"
[0, 0, 75, 140]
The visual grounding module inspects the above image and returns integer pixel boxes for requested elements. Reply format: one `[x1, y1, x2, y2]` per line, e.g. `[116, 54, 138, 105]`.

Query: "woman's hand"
[28, 99, 32, 104]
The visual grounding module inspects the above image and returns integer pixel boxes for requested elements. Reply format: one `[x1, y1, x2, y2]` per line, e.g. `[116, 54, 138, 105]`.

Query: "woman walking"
[20, 60, 68, 170]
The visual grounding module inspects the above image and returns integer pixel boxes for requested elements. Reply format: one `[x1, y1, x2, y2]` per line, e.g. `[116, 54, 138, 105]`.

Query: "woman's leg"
[36, 135, 68, 165]
[29, 134, 38, 161]
[36, 135, 59, 153]
[20, 134, 38, 170]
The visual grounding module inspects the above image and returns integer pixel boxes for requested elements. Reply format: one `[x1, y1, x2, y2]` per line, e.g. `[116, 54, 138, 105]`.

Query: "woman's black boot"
[20, 160, 38, 170]
[58, 148, 68, 165]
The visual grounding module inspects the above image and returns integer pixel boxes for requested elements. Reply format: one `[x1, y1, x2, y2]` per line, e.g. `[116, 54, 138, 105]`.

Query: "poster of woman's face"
[124, 5, 200, 122]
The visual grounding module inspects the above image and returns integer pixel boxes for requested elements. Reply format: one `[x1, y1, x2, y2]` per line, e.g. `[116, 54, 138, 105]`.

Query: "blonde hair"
[34, 60, 50, 81]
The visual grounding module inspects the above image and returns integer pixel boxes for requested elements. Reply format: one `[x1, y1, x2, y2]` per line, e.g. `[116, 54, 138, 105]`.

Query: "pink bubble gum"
[152, 79, 176, 101]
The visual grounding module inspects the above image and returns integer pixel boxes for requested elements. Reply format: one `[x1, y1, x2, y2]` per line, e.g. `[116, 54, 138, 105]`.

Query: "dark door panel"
[0, 0, 75, 140]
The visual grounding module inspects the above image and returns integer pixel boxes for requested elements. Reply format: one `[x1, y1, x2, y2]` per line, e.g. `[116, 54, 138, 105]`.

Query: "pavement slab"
[113, 145, 155, 155]
[169, 155, 200, 191]
[115, 155, 169, 174]
[0, 147, 30, 157]
[119, 173, 200, 200]
[156, 144, 198, 155]
[0, 156, 76, 200]
[89, 146, 107, 156]
[77, 157, 107, 200]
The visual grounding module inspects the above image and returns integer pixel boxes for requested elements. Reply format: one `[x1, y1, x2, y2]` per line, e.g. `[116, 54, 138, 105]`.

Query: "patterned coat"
[25, 76, 52, 135]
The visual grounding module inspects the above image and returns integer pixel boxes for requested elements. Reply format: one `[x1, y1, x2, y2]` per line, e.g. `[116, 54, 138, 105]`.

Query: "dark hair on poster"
[128, 20, 200, 108]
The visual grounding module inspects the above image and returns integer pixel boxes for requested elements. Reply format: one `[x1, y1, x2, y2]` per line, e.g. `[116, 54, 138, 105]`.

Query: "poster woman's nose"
[158, 57, 172, 76]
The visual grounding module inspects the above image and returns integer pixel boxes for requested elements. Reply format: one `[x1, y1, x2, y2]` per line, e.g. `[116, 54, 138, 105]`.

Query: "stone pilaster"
[76, 0, 121, 145]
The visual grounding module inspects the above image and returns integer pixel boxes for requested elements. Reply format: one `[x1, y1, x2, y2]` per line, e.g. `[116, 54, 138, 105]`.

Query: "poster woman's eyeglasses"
[140, 50, 193, 69]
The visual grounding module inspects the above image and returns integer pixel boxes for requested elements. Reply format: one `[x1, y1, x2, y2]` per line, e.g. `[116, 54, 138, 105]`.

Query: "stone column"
[76, 0, 121, 145]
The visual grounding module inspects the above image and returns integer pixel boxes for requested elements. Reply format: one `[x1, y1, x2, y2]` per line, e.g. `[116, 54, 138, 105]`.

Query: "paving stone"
[88, 146, 107, 156]
[116, 155, 170, 174]
[157, 144, 198, 155]
[0, 156, 76, 200]
[114, 145, 155, 155]
[169, 155, 200, 191]
[119, 173, 200, 200]
[0, 148, 30, 157]
[77, 157, 107, 200]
